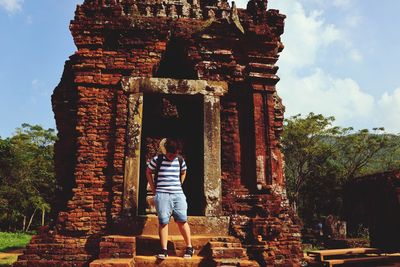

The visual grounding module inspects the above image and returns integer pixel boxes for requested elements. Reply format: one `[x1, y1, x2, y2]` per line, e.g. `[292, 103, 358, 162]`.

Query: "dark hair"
[165, 138, 179, 154]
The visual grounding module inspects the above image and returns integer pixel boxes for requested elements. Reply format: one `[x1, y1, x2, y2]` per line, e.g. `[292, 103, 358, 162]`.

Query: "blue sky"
[1, 0, 399, 137]
[0, 0, 83, 137]
[263, 0, 400, 134]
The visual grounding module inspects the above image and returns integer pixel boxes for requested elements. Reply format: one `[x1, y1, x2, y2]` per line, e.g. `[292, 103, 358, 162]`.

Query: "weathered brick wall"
[59, 3, 172, 234]
[344, 170, 400, 251]
[15, 0, 303, 266]
[16, 230, 97, 267]
[51, 60, 79, 217]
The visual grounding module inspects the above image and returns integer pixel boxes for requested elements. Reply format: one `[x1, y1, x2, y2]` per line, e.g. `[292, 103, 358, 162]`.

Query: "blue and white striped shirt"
[148, 155, 187, 193]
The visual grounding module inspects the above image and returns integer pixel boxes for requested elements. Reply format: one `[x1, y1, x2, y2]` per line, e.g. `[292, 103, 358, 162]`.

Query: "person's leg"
[177, 221, 192, 247]
[172, 193, 190, 243]
[172, 193, 194, 258]
[154, 192, 172, 258]
[159, 223, 169, 249]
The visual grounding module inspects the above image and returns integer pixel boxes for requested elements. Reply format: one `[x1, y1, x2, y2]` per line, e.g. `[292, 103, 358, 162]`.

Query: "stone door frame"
[121, 77, 228, 216]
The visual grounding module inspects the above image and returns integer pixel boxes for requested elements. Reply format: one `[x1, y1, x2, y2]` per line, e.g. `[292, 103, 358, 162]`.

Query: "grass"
[0, 232, 32, 267]
[302, 243, 324, 253]
[0, 232, 32, 252]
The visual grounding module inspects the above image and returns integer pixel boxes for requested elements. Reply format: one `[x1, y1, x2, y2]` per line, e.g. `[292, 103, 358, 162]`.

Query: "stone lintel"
[121, 77, 228, 96]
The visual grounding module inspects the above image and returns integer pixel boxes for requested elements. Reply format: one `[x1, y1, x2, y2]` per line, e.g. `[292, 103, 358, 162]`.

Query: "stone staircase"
[90, 235, 256, 267]
[206, 237, 255, 267]
[89, 216, 258, 266]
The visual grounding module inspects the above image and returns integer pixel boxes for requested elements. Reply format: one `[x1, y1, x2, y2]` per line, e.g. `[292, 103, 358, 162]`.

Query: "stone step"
[90, 257, 258, 267]
[214, 259, 257, 267]
[210, 247, 247, 259]
[136, 235, 213, 256]
[97, 234, 245, 257]
[207, 237, 247, 260]
[89, 258, 134, 267]
[134, 255, 215, 267]
[135, 215, 230, 236]
[91, 234, 256, 267]
[209, 241, 242, 248]
[99, 235, 136, 259]
[209, 236, 239, 243]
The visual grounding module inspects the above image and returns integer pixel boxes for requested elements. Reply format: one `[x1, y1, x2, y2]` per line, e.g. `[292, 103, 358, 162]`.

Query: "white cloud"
[26, 15, 33, 24]
[268, 0, 400, 133]
[333, 0, 352, 8]
[234, 0, 398, 132]
[345, 15, 362, 28]
[272, 0, 365, 123]
[349, 49, 363, 62]
[278, 69, 374, 127]
[31, 79, 38, 85]
[0, 0, 23, 13]
[31, 79, 49, 97]
[278, 69, 400, 133]
[375, 88, 400, 133]
[321, 24, 341, 45]
[270, 1, 342, 72]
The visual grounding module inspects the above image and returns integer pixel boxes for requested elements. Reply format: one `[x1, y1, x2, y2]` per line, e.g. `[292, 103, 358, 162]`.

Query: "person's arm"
[180, 158, 187, 184]
[146, 167, 156, 194]
[180, 170, 187, 184]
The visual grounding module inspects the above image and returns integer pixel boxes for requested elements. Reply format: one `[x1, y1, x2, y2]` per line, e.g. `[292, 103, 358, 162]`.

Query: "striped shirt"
[148, 154, 187, 193]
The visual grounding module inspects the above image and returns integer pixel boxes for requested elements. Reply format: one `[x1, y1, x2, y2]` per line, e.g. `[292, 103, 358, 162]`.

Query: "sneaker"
[183, 246, 194, 258]
[156, 249, 168, 260]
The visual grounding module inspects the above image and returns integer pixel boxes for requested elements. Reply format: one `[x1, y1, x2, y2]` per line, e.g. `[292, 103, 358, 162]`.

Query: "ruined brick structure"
[15, 0, 302, 266]
[344, 170, 400, 251]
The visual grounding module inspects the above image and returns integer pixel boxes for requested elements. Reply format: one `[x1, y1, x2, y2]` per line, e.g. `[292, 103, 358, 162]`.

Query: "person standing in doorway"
[146, 138, 194, 259]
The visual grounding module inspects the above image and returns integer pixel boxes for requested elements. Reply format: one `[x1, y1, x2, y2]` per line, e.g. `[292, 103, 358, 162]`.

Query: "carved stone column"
[252, 92, 268, 188]
[123, 93, 143, 215]
[204, 95, 222, 216]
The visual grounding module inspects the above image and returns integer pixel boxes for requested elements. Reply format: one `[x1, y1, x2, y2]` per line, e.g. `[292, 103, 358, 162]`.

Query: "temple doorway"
[138, 94, 205, 216]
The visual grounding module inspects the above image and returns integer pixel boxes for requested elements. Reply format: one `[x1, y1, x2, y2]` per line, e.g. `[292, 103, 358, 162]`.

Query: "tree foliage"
[281, 113, 400, 226]
[0, 124, 57, 231]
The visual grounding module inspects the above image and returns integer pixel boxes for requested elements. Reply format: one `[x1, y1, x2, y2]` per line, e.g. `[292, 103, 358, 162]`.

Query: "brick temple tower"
[15, 0, 303, 266]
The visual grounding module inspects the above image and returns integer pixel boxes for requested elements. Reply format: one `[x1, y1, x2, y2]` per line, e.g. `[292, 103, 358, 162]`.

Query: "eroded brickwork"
[15, 0, 302, 266]
[344, 170, 400, 251]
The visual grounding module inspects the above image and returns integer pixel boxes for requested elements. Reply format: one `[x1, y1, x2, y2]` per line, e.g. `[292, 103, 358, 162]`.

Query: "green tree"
[0, 124, 56, 231]
[336, 128, 398, 181]
[282, 113, 400, 226]
[281, 113, 345, 214]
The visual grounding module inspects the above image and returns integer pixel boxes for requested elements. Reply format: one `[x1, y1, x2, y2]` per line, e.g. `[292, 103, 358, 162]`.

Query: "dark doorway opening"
[139, 94, 205, 216]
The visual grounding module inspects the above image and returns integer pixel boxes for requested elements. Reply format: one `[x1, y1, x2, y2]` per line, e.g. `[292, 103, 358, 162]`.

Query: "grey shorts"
[154, 192, 188, 225]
